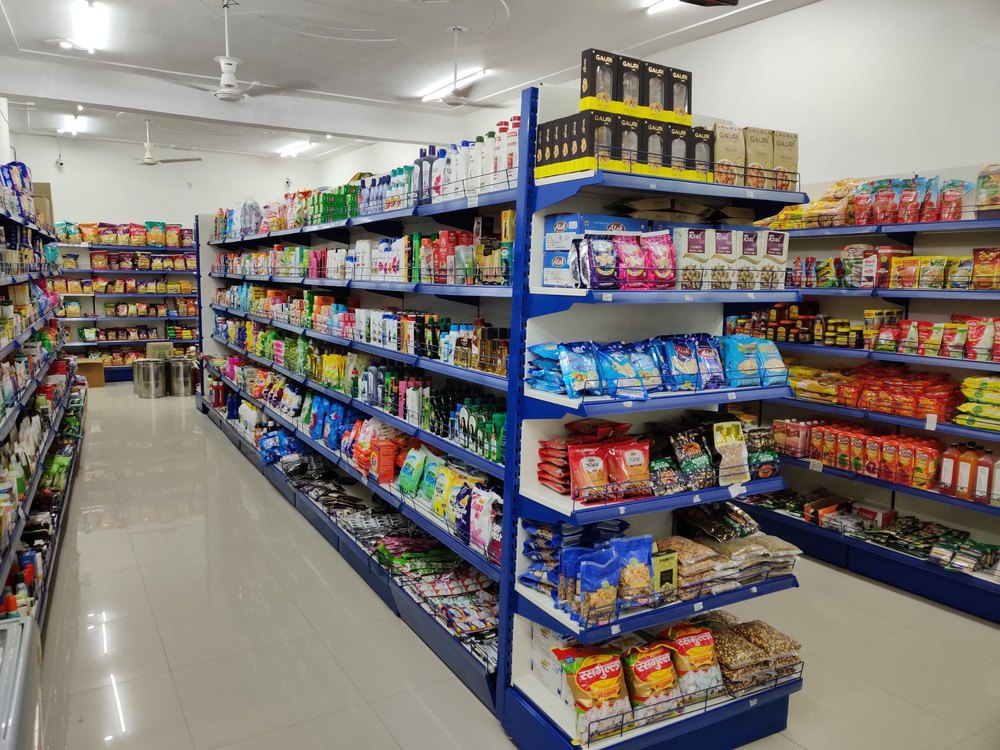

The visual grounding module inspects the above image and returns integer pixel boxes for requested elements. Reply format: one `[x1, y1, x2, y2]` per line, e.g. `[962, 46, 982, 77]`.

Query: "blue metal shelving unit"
[197, 86, 817, 750]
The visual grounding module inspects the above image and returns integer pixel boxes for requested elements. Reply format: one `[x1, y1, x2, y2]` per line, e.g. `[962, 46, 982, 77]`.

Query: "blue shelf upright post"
[495, 85, 539, 722]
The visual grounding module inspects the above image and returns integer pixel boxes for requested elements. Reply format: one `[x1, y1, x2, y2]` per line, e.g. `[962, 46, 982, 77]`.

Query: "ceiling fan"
[137, 120, 203, 166]
[403, 26, 498, 108]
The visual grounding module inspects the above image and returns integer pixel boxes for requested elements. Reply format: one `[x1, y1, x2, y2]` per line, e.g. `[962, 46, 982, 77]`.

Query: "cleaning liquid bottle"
[493, 121, 509, 190]
[414, 148, 427, 205]
[955, 443, 980, 500]
[403, 165, 415, 208]
[483, 130, 496, 190]
[421, 146, 438, 205]
[457, 141, 471, 198]
[0, 364, 13, 406]
[939, 442, 960, 495]
[974, 449, 994, 504]
[430, 148, 447, 203]
[469, 136, 484, 195]
[445, 144, 459, 198]
[358, 179, 369, 216]
[507, 115, 520, 187]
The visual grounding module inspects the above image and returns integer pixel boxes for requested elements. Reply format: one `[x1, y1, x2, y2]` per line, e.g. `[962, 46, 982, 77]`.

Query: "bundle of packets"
[276, 452, 367, 514]
[536, 415, 779, 504]
[526, 334, 786, 400]
[954, 376, 1000, 432]
[257, 429, 307, 465]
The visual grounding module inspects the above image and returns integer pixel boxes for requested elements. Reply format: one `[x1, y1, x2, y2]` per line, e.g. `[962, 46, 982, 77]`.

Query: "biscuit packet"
[657, 337, 698, 391]
[641, 230, 676, 289]
[580, 235, 619, 290]
[614, 234, 649, 290]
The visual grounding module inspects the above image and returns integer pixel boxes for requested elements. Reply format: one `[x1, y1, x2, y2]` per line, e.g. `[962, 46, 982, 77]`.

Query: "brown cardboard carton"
[772, 130, 799, 191]
[713, 123, 745, 186]
[743, 127, 774, 189]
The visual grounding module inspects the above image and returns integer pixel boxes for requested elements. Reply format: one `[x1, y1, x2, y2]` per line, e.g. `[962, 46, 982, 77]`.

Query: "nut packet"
[614, 234, 649, 290]
[610, 535, 653, 606]
[576, 549, 620, 625]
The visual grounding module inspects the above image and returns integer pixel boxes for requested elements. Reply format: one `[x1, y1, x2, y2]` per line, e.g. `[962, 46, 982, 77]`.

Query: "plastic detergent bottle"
[421, 146, 438, 205]
[507, 116, 520, 186]
[413, 148, 427, 205]
[431, 148, 448, 202]
[445, 144, 459, 197]
[469, 137, 484, 195]
[358, 179, 369, 215]
[483, 130, 496, 188]
[494, 121, 509, 189]
[456, 141, 471, 198]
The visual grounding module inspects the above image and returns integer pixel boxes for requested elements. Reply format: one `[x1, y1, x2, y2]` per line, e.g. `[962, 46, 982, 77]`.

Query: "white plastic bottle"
[430, 148, 448, 202]
[469, 137, 484, 196]
[457, 141, 471, 198]
[507, 116, 520, 188]
[482, 131, 496, 190]
[444, 144, 459, 198]
[493, 122, 508, 190]
[422, 146, 438, 205]
[359, 179, 369, 216]
[403, 165, 415, 207]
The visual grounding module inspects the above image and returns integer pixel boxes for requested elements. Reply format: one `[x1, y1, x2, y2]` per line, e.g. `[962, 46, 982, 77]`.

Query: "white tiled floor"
[41, 386, 1000, 750]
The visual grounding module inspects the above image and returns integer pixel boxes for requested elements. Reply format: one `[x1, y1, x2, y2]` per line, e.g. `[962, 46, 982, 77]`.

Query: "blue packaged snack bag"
[529, 342, 561, 361]
[610, 536, 654, 607]
[576, 549, 620, 625]
[720, 335, 761, 388]
[626, 341, 663, 392]
[596, 342, 647, 399]
[557, 546, 589, 610]
[658, 337, 698, 391]
[756, 340, 788, 386]
[693, 336, 725, 390]
[558, 342, 600, 398]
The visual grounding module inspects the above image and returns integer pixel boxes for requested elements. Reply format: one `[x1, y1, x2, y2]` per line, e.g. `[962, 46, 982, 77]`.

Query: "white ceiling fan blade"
[156, 157, 204, 164]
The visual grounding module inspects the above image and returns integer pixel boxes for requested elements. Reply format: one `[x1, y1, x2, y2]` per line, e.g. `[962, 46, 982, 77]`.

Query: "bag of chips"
[622, 642, 682, 726]
[614, 234, 649, 290]
[610, 535, 653, 606]
[558, 342, 600, 398]
[569, 443, 611, 503]
[553, 647, 633, 743]
[576, 549, 620, 625]
[641, 230, 676, 289]
[663, 623, 725, 702]
[607, 439, 652, 498]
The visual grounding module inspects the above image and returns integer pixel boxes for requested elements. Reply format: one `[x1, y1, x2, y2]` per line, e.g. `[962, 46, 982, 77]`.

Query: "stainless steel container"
[167, 357, 196, 397]
[133, 359, 168, 399]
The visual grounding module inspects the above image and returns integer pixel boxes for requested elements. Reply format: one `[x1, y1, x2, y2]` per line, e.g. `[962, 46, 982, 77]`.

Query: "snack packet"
[664, 623, 725, 702]
[610, 536, 653, 606]
[581, 236, 619, 290]
[569, 444, 611, 503]
[614, 234, 649, 290]
[552, 647, 633, 743]
[972, 248, 1000, 290]
[607, 440, 652, 497]
[577, 550, 620, 625]
[939, 179, 974, 222]
[641, 230, 676, 289]
[558, 342, 600, 398]
[622, 642, 682, 726]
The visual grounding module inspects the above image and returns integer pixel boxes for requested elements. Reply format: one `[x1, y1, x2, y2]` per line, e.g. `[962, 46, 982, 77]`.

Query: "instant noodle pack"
[532, 607, 802, 743]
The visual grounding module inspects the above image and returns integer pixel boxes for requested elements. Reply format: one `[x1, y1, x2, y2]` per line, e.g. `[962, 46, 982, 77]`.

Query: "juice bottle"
[991, 453, 1000, 507]
[939, 442, 961, 495]
[973, 449, 994, 504]
[954, 443, 980, 500]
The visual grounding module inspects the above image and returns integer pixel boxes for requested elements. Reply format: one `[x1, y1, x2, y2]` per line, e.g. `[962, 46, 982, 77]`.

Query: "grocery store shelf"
[0, 309, 55, 361]
[779, 454, 1000, 517]
[61, 243, 195, 251]
[60, 316, 199, 323]
[64, 339, 192, 348]
[198, 400, 498, 707]
[793, 287, 1000, 301]
[514, 574, 799, 644]
[210, 336, 505, 479]
[508, 671, 800, 750]
[518, 476, 788, 524]
[788, 217, 1000, 242]
[526, 288, 797, 316]
[210, 303, 509, 391]
[61, 268, 196, 276]
[0, 210, 56, 243]
[62, 293, 197, 299]
[769, 397, 1000, 442]
[0, 269, 60, 287]
[522, 384, 793, 419]
[740, 504, 1000, 623]
[209, 272, 513, 299]
[0, 347, 63, 445]
[775, 341, 1000, 371]
[533, 170, 808, 216]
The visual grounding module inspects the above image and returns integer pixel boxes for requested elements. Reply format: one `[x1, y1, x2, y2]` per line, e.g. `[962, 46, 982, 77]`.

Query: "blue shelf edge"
[204, 362, 502, 580]
[61, 268, 196, 276]
[779, 455, 1000, 517]
[519, 476, 788, 524]
[775, 342, 1000, 371]
[199, 402, 497, 708]
[787, 218, 1000, 239]
[527, 289, 798, 315]
[208, 272, 513, 298]
[515, 574, 799, 644]
[210, 303, 509, 391]
[739, 504, 1000, 623]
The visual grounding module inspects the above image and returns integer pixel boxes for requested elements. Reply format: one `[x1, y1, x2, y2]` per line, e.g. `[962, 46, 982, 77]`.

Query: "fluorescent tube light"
[278, 141, 313, 158]
[57, 115, 82, 136]
[70, 0, 110, 53]
[419, 69, 488, 102]
[647, 0, 682, 13]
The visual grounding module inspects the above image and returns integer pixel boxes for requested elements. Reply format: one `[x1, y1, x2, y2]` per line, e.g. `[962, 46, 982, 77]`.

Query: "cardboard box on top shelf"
[773, 131, 800, 191]
[714, 123, 746, 186]
[744, 127, 775, 189]
[580, 48, 618, 113]
[668, 68, 693, 125]
[535, 110, 616, 179]
[616, 55, 644, 117]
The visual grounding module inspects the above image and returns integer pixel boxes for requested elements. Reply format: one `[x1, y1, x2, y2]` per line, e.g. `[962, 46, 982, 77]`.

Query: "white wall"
[652, 0, 1000, 183]
[316, 141, 417, 188]
[12, 134, 322, 224]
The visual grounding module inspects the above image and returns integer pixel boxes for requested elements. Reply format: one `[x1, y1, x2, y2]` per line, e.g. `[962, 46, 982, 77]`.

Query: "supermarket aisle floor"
[40, 386, 1000, 750]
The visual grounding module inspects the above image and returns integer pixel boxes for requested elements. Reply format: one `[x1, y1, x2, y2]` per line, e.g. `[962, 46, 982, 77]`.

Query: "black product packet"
[643, 61, 668, 118]
[642, 120, 667, 174]
[668, 67, 693, 118]
[691, 126, 714, 179]
[617, 55, 643, 116]
[580, 48, 618, 111]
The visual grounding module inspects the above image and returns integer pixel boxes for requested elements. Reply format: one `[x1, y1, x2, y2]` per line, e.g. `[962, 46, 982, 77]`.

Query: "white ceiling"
[6, 98, 367, 160]
[0, 0, 820, 153]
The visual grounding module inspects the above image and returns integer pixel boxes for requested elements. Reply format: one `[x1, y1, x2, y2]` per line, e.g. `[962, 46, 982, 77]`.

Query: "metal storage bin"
[133, 359, 168, 399]
[167, 357, 196, 396]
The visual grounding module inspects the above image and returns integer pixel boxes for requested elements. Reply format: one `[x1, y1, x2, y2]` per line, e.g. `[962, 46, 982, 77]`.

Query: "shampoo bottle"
[431, 148, 448, 203]
[414, 148, 427, 205]
[469, 136, 484, 195]
[457, 141, 471, 198]
[421, 146, 438, 205]
[493, 122, 509, 190]
[445, 144, 459, 197]
[483, 131, 496, 189]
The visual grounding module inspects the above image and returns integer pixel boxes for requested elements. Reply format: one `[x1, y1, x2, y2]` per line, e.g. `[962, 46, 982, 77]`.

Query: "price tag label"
[618, 506, 626, 516]
[729, 484, 746, 498]
[684, 294, 694, 302]
[622, 401, 633, 408]
[747, 292, 756, 300]
[808, 458, 823, 473]
[611, 624, 621, 635]
[467, 195, 479, 208]
[727, 392, 737, 400]
[750, 586, 758, 593]
[749, 698, 759, 708]
[924, 414, 938, 431]
[650, 182, 658, 190]
[692, 494, 702, 503]
[693, 602, 704, 612]
[746, 190, 756, 199]
[601, 292, 613, 302]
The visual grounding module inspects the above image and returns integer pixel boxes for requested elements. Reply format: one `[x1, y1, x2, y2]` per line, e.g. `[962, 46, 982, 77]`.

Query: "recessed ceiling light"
[278, 141, 313, 158]
[70, 0, 110, 53]
[77, 104, 84, 112]
[59, 40, 73, 49]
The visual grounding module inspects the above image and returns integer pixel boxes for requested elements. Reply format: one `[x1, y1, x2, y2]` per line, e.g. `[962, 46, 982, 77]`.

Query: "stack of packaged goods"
[541, 214, 790, 292]
[956, 376, 1000, 433]
[535, 415, 779, 504]
[57, 221, 194, 248]
[0, 160, 51, 231]
[518, 501, 800, 622]
[214, 215, 515, 287]
[533, 609, 802, 744]
[526, 335, 786, 401]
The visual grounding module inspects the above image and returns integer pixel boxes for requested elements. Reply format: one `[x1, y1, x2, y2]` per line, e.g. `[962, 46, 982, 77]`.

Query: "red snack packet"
[568, 444, 611, 503]
[607, 439, 652, 497]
